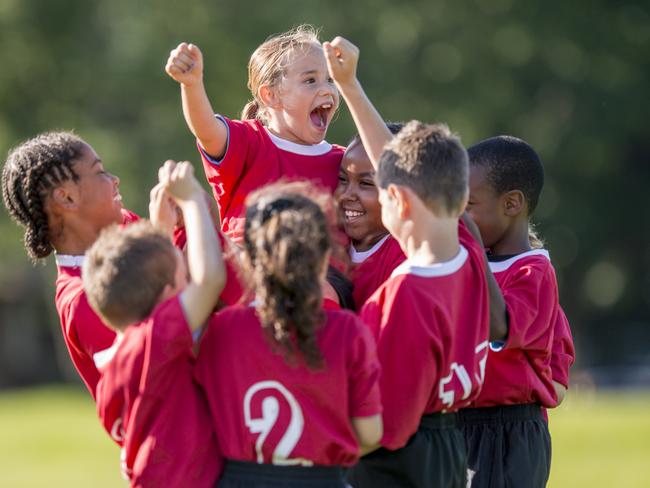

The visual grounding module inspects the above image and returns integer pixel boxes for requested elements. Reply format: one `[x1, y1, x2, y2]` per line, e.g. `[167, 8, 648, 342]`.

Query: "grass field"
[1, 385, 649, 487]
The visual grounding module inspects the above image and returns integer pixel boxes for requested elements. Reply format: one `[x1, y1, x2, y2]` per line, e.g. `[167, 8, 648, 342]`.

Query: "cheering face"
[72, 143, 124, 232]
[466, 164, 509, 250]
[269, 43, 339, 145]
[335, 141, 387, 251]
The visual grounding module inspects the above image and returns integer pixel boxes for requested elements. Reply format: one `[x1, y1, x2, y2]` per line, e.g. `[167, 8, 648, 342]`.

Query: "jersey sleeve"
[198, 116, 257, 206]
[501, 260, 558, 352]
[139, 296, 193, 396]
[346, 315, 382, 418]
[551, 307, 575, 388]
[361, 281, 439, 450]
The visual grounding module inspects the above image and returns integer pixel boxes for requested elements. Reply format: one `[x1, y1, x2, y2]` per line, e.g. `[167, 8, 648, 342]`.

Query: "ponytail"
[528, 222, 544, 249]
[241, 99, 260, 121]
[243, 191, 330, 369]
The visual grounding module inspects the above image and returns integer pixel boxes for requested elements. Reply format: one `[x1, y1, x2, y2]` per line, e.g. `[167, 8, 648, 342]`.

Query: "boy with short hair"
[83, 160, 225, 487]
[459, 135, 572, 488]
[324, 37, 507, 487]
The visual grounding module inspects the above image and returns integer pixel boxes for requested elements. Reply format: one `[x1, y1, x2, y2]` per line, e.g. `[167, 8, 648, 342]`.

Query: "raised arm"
[323, 37, 392, 169]
[461, 212, 508, 342]
[165, 43, 228, 158]
[159, 160, 225, 331]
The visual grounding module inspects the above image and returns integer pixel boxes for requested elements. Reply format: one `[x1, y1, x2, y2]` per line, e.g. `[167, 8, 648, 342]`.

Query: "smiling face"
[72, 143, 124, 232]
[266, 43, 339, 145]
[335, 140, 387, 251]
[466, 164, 509, 249]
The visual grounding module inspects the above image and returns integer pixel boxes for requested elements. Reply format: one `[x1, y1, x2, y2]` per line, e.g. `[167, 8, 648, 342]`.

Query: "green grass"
[0, 385, 649, 487]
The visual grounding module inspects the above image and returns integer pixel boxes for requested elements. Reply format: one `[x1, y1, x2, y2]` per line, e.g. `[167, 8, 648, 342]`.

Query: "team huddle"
[2, 25, 575, 488]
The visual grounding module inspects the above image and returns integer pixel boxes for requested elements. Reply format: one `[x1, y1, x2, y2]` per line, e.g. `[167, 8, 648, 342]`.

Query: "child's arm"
[352, 415, 382, 455]
[165, 43, 228, 159]
[461, 213, 508, 341]
[160, 160, 226, 331]
[324, 37, 392, 169]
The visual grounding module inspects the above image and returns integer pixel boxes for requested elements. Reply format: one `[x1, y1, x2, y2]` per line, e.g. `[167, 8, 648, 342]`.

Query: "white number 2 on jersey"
[243, 380, 312, 466]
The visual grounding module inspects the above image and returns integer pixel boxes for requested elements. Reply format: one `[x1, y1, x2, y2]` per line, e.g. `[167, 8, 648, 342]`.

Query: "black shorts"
[217, 460, 347, 488]
[347, 412, 467, 488]
[458, 403, 551, 488]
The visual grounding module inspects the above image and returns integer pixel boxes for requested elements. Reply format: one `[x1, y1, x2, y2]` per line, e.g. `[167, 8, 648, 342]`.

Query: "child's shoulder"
[489, 249, 554, 276]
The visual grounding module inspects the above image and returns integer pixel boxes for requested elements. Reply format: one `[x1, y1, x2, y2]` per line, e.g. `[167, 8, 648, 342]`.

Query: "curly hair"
[2, 132, 85, 260]
[243, 187, 331, 369]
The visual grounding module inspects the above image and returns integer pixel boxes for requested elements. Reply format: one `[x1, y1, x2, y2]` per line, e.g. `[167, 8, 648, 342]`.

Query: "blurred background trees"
[1, 0, 648, 388]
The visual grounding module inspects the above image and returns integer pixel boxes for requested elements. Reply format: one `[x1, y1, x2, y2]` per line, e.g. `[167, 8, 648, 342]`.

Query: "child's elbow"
[353, 414, 383, 448]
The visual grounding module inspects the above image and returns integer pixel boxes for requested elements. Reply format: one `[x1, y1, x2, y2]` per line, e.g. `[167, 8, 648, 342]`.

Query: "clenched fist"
[165, 42, 204, 86]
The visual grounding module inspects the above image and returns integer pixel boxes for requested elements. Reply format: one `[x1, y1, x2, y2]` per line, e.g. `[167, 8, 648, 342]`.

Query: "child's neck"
[399, 216, 460, 266]
[490, 219, 532, 256]
[50, 221, 101, 256]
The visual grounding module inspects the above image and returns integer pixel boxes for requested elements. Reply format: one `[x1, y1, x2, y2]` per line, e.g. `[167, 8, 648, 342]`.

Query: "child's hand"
[323, 37, 360, 89]
[165, 42, 204, 86]
[158, 160, 202, 202]
[148, 182, 177, 237]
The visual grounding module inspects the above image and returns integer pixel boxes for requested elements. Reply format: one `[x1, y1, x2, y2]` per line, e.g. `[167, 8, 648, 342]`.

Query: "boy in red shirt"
[83, 161, 224, 487]
[324, 38, 508, 487]
[194, 183, 382, 487]
[460, 135, 574, 487]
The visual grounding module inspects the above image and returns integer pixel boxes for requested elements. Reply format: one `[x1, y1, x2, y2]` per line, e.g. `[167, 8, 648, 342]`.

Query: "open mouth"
[310, 103, 333, 130]
[114, 193, 123, 204]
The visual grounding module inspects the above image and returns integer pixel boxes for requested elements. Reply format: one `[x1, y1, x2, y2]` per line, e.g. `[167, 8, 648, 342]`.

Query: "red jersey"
[53, 208, 139, 398]
[94, 296, 220, 487]
[349, 234, 406, 311]
[551, 306, 575, 389]
[199, 116, 344, 243]
[361, 221, 490, 450]
[471, 250, 559, 408]
[194, 306, 381, 467]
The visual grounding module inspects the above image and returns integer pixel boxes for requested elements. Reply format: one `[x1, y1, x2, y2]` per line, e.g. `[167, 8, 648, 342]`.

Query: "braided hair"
[2, 132, 85, 260]
[243, 190, 330, 369]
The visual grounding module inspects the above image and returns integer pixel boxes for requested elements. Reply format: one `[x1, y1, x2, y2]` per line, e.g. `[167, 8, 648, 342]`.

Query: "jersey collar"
[390, 245, 469, 278]
[55, 254, 85, 268]
[488, 249, 550, 273]
[350, 234, 391, 264]
[264, 128, 333, 156]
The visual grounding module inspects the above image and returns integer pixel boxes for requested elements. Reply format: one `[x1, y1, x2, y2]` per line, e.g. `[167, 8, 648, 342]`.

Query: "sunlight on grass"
[0, 385, 649, 487]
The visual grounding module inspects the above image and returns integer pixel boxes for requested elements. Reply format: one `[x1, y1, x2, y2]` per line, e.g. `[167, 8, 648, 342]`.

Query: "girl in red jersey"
[460, 135, 575, 488]
[194, 183, 383, 487]
[165, 25, 344, 244]
[1, 132, 136, 398]
[335, 124, 406, 310]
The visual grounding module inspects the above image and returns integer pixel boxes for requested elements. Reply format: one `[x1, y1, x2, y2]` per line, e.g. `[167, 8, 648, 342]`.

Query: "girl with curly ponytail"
[194, 183, 383, 486]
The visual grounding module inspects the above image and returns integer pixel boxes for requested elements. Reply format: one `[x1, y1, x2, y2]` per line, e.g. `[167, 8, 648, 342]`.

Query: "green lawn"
[0, 385, 649, 487]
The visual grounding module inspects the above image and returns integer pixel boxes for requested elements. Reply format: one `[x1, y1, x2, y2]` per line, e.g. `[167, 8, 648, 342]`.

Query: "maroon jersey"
[472, 250, 559, 408]
[53, 208, 139, 398]
[551, 306, 575, 389]
[361, 221, 490, 450]
[199, 116, 344, 243]
[194, 306, 381, 467]
[94, 296, 220, 487]
[349, 234, 405, 311]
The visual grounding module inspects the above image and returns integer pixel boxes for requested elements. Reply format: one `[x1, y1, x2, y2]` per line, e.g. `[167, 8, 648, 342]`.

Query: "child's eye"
[304, 78, 316, 84]
[327, 77, 334, 84]
[337, 175, 348, 183]
[360, 180, 376, 188]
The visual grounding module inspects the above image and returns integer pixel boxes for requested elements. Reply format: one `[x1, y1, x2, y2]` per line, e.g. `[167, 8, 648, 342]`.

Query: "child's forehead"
[342, 144, 374, 174]
[284, 42, 326, 68]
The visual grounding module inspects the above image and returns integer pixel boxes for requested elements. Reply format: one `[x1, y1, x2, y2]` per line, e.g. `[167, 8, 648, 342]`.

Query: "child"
[325, 38, 509, 487]
[1, 132, 138, 398]
[83, 160, 224, 487]
[193, 183, 382, 487]
[459, 135, 570, 488]
[165, 25, 344, 244]
[335, 124, 406, 310]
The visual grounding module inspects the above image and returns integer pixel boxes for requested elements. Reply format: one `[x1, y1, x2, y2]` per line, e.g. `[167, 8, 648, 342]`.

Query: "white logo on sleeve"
[243, 380, 313, 466]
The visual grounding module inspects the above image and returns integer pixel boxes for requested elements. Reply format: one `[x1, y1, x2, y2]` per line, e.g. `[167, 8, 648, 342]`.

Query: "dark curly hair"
[2, 132, 85, 260]
[243, 186, 331, 369]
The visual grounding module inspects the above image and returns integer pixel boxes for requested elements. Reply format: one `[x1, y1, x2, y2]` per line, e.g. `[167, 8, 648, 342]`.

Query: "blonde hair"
[528, 222, 544, 249]
[241, 25, 321, 123]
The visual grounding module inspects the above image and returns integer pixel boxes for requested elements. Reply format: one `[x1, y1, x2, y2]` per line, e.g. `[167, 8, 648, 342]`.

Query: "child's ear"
[502, 190, 525, 217]
[258, 84, 281, 109]
[390, 185, 411, 219]
[50, 185, 79, 211]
